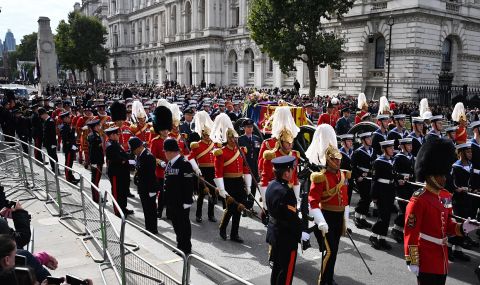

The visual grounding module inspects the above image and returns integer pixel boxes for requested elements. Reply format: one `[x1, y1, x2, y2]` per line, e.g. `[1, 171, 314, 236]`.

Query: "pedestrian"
[129, 137, 158, 234]
[30, 103, 44, 162]
[335, 107, 351, 135]
[38, 107, 58, 172]
[163, 138, 194, 254]
[87, 119, 104, 203]
[60, 111, 79, 184]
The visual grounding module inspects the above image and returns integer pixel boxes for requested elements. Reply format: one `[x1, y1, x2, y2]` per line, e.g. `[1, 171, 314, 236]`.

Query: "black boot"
[448, 247, 455, 262]
[391, 228, 404, 243]
[453, 250, 471, 262]
[378, 238, 392, 250]
[475, 266, 480, 282]
[369, 236, 381, 250]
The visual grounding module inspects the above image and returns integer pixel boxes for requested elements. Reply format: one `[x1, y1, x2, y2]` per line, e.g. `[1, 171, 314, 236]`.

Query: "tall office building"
[4, 29, 16, 52]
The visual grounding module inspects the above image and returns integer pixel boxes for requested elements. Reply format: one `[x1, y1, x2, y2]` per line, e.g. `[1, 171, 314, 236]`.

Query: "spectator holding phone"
[0, 199, 31, 249]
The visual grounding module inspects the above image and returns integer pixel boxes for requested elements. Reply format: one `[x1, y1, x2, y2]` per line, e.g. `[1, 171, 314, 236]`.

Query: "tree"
[16, 33, 37, 61]
[55, 11, 109, 82]
[248, 0, 354, 98]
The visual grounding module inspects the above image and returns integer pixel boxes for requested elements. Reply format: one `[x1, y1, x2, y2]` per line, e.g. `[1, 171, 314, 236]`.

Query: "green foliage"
[248, 0, 354, 97]
[16, 33, 37, 61]
[55, 11, 109, 82]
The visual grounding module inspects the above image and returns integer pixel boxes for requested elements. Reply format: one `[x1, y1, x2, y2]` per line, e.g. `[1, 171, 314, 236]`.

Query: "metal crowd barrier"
[0, 132, 254, 285]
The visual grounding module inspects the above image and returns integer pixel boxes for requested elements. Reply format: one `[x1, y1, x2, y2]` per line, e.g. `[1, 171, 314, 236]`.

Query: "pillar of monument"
[37, 17, 59, 91]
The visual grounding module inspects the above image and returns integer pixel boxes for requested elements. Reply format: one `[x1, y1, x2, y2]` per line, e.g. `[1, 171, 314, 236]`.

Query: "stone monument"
[37, 17, 58, 90]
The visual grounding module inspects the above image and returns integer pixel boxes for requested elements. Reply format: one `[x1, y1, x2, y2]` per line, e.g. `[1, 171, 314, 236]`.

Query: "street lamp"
[386, 16, 394, 99]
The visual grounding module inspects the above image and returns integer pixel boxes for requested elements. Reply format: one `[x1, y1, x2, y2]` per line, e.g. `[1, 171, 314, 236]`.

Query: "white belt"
[473, 169, 480, 175]
[398, 173, 411, 177]
[377, 178, 393, 184]
[420, 233, 447, 245]
[358, 166, 370, 172]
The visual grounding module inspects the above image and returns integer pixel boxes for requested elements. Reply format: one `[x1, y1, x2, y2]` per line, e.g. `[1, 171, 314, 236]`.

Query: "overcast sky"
[0, 0, 79, 44]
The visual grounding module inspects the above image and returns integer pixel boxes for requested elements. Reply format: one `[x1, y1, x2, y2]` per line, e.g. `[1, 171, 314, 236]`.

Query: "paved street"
[57, 152, 480, 285]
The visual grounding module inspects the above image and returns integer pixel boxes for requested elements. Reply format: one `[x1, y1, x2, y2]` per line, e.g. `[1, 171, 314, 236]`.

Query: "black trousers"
[139, 191, 158, 234]
[196, 166, 217, 219]
[156, 178, 166, 217]
[450, 193, 471, 246]
[18, 135, 30, 154]
[314, 210, 344, 285]
[169, 207, 192, 254]
[220, 177, 246, 237]
[417, 273, 446, 285]
[33, 137, 43, 162]
[347, 179, 354, 206]
[45, 145, 58, 172]
[270, 246, 297, 285]
[371, 186, 396, 236]
[64, 151, 75, 181]
[109, 174, 129, 216]
[354, 180, 371, 215]
[394, 186, 415, 228]
[90, 164, 103, 203]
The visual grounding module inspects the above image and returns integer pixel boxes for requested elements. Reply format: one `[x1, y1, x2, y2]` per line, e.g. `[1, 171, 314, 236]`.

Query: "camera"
[66, 274, 89, 285]
[5, 200, 16, 208]
[46, 276, 64, 285]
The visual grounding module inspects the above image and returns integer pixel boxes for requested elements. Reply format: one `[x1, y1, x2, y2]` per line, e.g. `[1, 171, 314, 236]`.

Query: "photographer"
[0, 189, 31, 249]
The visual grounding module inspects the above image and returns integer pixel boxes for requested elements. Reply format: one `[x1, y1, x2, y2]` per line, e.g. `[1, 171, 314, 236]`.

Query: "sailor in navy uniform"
[445, 126, 458, 144]
[352, 132, 375, 229]
[370, 140, 396, 250]
[449, 142, 474, 261]
[470, 121, 480, 205]
[425, 115, 444, 141]
[372, 114, 390, 156]
[408, 117, 425, 157]
[339, 134, 354, 204]
[391, 138, 415, 243]
[387, 114, 408, 150]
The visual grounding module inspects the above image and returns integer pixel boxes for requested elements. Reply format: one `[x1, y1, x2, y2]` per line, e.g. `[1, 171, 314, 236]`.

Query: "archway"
[137, 59, 142, 83]
[227, 50, 238, 85]
[185, 61, 192, 85]
[171, 60, 178, 81]
[160, 57, 166, 82]
[153, 58, 158, 83]
[244, 48, 255, 86]
[145, 58, 150, 83]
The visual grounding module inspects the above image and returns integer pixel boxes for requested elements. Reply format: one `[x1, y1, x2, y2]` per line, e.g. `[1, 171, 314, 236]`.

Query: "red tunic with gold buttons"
[404, 187, 463, 275]
[150, 134, 167, 179]
[118, 121, 132, 151]
[258, 137, 277, 176]
[168, 131, 189, 156]
[455, 126, 467, 144]
[355, 110, 367, 124]
[261, 149, 300, 187]
[308, 170, 349, 212]
[188, 139, 216, 168]
[130, 122, 152, 146]
[214, 145, 249, 179]
[317, 113, 339, 128]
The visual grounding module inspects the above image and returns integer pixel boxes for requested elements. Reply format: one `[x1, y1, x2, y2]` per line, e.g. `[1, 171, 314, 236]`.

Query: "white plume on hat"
[211, 113, 237, 143]
[131, 100, 147, 120]
[305, 124, 338, 166]
[378, 96, 390, 115]
[331, 97, 340, 105]
[357, 93, 367, 109]
[270, 106, 300, 139]
[156, 98, 171, 108]
[169, 103, 182, 125]
[194, 110, 214, 135]
[452, 102, 466, 122]
[419, 98, 432, 119]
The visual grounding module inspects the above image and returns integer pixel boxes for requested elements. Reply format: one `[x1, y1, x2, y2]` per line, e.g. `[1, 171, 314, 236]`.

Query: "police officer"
[238, 119, 261, 204]
[335, 108, 351, 135]
[60, 111, 79, 184]
[391, 138, 415, 243]
[87, 119, 104, 203]
[163, 138, 194, 254]
[266, 156, 303, 285]
[105, 127, 134, 217]
[352, 132, 375, 229]
[370, 140, 396, 250]
[129, 137, 158, 234]
[38, 107, 58, 172]
[31, 104, 44, 162]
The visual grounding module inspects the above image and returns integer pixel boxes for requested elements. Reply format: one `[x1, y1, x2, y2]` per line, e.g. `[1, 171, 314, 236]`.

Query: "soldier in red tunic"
[130, 100, 152, 147]
[168, 103, 189, 156]
[77, 107, 95, 167]
[317, 98, 339, 128]
[355, 93, 369, 124]
[404, 138, 479, 285]
[307, 124, 351, 285]
[452, 102, 468, 144]
[212, 114, 251, 243]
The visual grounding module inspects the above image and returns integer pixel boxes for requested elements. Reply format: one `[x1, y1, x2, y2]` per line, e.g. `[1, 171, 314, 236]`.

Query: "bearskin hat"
[153, 106, 173, 133]
[123, 88, 133, 100]
[110, 101, 127, 122]
[415, 138, 456, 181]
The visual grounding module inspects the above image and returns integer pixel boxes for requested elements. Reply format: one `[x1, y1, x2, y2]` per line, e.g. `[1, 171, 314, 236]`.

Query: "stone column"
[158, 13, 163, 43]
[254, 57, 265, 88]
[319, 66, 330, 90]
[238, 57, 247, 87]
[149, 16, 154, 47]
[295, 61, 306, 89]
[273, 62, 283, 88]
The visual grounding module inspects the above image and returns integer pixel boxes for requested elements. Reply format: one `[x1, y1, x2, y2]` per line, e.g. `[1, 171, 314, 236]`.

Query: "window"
[250, 54, 255, 72]
[146, 18, 150, 43]
[199, 0, 206, 30]
[131, 23, 135, 45]
[442, 38, 452, 71]
[269, 58, 273, 72]
[154, 16, 158, 42]
[185, 2, 192, 33]
[111, 0, 117, 15]
[172, 6, 177, 35]
[235, 7, 240, 27]
[375, 36, 385, 69]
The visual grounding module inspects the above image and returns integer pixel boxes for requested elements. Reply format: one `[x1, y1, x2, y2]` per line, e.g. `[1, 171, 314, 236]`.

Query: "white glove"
[293, 184, 301, 203]
[128, 160, 136, 165]
[243, 174, 252, 194]
[214, 177, 227, 198]
[301, 232, 310, 242]
[260, 186, 268, 210]
[462, 217, 480, 234]
[51, 145, 57, 149]
[310, 208, 328, 235]
[344, 206, 350, 228]
[407, 265, 419, 276]
[357, 177, 363, 182]
[71, 145, 78, 151]
[149, 192, 156, 198]
[183, 204, 192, 209]
[91, 164, 97, 168]
[189, 159, 202, 176]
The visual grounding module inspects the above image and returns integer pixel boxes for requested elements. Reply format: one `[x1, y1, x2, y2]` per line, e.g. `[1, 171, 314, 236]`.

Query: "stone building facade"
[77, 0, 480, 101]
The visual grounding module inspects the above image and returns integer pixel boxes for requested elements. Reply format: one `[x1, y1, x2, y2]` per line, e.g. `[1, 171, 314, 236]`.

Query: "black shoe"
[369, 236, 381, 250]
[125, 209, 134, 215]
[208, 216, 217, 222]
[68, 179, 79, 185]
[372, 209, 378, 217]
[261, 211, 269, 226]
[378, 239, 392, 250]
[453, 250, 471, 262]
[127, 193, 135, 198]
[230, 235, 244, 243]
[347, 228, 352, 235]
[475, 266, 480, 282]
[242, 211, 247, 217]
[355, 218, 372, 229]
[448, 247, 455, 262]
[465, 236, 480, 248]
[391, 228, 404, 243]
[196, 217, 202, 223]
[157, 212, 162, 219]
[219, 230, 227, 240]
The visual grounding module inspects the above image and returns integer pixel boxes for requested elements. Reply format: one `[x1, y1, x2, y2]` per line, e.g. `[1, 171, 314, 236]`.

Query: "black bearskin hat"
[123, 88, 133, 100]
[415, 138, 456, 181]
[1, 89, 15, 106]
[110, 101, 127, 122]
[153, 106, 172, 133]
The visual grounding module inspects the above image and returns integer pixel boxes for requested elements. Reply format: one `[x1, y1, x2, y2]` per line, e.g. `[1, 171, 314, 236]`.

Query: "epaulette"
[213, 148, 223, 156]
[151, 135, 161, 141]
[264, 150, 276, 160]
[412, 188, 425, 198]
[356, 111, 361, 116]
[241, 146, 248, 154]
[291, 150, 300, 157]
[311, 170, 326, 184]
[190, 142, 199, 149]
[150, 127, 155, 133]
[342, 170, 352, 179]
[215, 143, 223, 148]
[130, 124, 137, 130]
[181, 133, 188, 139]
